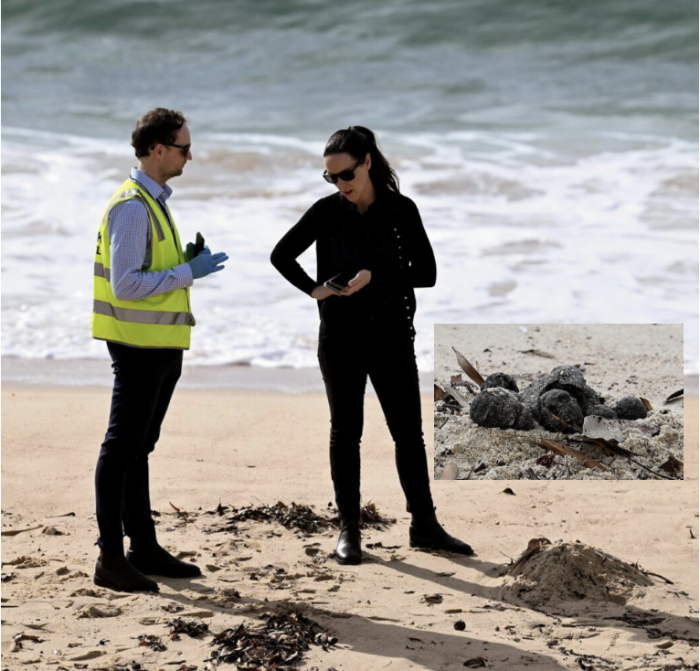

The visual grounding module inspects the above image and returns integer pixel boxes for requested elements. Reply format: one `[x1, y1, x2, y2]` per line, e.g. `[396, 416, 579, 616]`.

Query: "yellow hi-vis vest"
[91, 178, 194, 350]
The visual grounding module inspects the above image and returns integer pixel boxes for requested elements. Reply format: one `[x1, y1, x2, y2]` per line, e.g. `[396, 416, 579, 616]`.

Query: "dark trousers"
[95, 342, 183, 553]
[317, 338, 434, 519]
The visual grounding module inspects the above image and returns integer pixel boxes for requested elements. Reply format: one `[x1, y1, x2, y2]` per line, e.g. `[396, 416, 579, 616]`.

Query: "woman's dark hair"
[324, 126, 400, 194]
[131, 108, 188, 159]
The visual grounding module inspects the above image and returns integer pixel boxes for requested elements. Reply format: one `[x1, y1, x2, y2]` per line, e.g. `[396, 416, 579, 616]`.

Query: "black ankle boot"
[409, 508, 474, 555]
[94, 551, 159, 593]
[127, 543, 202, 578]
[334, 518, 362, 565]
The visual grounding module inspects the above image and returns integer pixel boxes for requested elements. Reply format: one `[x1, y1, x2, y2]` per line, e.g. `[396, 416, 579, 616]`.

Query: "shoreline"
[1, 356, 435, 394]
[1, 355, 696, 396]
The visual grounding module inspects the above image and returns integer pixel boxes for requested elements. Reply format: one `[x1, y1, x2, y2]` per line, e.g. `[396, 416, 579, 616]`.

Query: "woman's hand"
[311, 285, 336, 300]
[341, 269, 372, 296]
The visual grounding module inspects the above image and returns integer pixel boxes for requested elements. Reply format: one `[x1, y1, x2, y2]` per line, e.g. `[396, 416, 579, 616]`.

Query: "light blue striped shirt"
[108, 168, 193, 301]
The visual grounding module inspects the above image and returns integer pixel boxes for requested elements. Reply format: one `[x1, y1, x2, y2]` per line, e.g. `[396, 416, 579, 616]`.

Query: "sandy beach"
[1, 371, 698, 670]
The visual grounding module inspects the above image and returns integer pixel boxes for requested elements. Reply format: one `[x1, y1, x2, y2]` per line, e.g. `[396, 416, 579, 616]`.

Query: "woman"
[271, 126, 473, 564]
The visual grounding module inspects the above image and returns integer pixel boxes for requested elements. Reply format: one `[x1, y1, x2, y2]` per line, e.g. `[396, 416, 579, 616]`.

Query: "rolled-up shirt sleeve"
[108, 200, 193, 301]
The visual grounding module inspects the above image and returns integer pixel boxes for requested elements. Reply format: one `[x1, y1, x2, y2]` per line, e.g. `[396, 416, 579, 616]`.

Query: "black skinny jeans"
[318, 337, 434, 520]
[95, 342, 182, 553]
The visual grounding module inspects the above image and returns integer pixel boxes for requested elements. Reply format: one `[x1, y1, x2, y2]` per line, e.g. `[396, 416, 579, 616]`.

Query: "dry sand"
[1, 380, 698, 670]
[434, 324, 687, 480]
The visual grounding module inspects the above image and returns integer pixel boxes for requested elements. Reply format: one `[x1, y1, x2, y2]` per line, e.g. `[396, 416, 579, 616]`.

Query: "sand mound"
[499, 540, 653, 613]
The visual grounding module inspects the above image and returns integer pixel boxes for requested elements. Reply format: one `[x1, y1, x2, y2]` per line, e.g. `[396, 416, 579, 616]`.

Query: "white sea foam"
[1, 127, 697, 374]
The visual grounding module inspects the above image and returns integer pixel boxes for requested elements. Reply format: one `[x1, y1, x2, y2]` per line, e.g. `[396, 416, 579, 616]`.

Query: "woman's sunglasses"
[322, 158, 364, 184]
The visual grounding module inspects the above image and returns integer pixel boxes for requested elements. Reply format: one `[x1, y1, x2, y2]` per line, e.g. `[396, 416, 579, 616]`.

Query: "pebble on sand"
[615, 396, 648, 420]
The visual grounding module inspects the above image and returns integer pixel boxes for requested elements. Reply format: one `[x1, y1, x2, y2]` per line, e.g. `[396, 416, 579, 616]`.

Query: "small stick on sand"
[538, 439, 609, 473]
[442, 385, 471, 409]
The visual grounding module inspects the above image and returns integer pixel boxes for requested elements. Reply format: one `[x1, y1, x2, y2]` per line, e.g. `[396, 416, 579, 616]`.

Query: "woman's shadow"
[368, 549, 699, 648]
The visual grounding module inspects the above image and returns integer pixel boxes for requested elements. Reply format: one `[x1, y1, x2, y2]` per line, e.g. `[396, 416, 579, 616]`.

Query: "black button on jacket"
[270, 190, 437, 344]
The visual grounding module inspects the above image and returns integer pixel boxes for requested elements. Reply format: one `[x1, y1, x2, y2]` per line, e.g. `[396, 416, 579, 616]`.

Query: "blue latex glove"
[187, 247, 229, 280]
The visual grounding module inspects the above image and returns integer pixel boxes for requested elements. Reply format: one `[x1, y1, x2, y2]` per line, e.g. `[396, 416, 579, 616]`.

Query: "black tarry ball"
[469, 387, 533, 431]
[550, 365, 586, 391]
[585, 404, 617, 420]
[615, 396, 648, 420]
[518, 373, 558, 416]
[454, 620, 466, 631]
[515, 405, 535, 431]
[550, 365, 586, 405]
[480, 372, 519, 393]
[538, 389, 584, 433]
[581, 384, 604, 414]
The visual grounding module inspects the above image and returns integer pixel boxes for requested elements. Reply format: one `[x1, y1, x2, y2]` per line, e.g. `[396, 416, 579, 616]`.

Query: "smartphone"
[194, 232, 205, 256]
[324, 272, 354, 293]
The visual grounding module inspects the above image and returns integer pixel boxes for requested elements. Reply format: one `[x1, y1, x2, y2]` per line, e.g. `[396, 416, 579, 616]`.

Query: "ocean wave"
[2, 123, 697, 373]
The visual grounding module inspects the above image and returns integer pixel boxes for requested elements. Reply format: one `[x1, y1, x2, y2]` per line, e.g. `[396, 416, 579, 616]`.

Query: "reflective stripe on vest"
[93, 299, 191, 326]
[94, 262, 110, 282]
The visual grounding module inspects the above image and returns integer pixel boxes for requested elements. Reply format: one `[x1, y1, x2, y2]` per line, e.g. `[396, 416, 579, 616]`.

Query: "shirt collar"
[130, 167, 173, 203]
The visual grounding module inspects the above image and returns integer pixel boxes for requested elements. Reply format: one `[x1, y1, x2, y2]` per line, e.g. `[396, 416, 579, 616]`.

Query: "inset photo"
[434, 324, 684, 481]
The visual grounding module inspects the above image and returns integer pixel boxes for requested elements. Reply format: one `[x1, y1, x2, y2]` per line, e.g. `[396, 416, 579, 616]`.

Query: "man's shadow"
[156, 579, 571, 671]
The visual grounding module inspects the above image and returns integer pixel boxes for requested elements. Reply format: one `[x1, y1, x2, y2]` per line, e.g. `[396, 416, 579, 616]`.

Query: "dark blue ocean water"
[3, 0, 697, 139]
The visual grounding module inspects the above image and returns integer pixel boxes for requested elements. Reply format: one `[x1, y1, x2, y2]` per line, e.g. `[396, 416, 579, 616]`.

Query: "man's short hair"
[131, 108, 188, 159]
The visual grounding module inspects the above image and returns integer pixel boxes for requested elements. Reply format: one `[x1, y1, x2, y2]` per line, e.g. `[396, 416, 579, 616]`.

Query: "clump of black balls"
[468, 365, 648, 431]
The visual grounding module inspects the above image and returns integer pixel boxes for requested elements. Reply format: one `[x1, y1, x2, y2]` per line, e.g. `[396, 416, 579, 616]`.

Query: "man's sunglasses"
[322, 158, 364, 184]
[162, 142, 191, 157]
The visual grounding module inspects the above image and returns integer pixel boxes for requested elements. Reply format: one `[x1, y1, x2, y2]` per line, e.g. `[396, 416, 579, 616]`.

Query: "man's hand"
[311, 285, 336, 300]
[341, 269, 372, 296]
[187, 247, 229, 280]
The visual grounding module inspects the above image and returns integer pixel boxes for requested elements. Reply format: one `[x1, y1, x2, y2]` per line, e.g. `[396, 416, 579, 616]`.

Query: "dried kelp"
[137, 634, 167, 651]
[209, 611, 337, 669]
[168, 618, 210, 638]
[357, 502, 396, 529]
[221, 502, 338, 535]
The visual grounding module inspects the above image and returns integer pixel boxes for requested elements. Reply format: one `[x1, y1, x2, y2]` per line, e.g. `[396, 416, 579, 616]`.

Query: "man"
[91, 108, 227, 592]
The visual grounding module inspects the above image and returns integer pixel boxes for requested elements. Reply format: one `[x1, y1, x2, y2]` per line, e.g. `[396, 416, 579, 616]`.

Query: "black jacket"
[270, 190, 436, 343]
